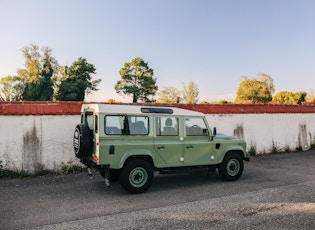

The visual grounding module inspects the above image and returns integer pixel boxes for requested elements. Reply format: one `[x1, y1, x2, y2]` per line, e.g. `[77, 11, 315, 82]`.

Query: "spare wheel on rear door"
[73, 124, 93, 158]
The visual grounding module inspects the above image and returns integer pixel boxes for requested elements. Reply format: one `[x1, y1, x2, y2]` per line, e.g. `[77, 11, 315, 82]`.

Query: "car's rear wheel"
[120, 159, 153, 194]
[218, 152, 243, 181]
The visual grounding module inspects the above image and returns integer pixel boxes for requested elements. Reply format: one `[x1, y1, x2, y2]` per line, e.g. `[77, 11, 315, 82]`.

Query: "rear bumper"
[80, 158, 103, 170]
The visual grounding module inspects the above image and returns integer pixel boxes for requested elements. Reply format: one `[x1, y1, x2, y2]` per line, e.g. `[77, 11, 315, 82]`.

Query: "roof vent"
[141, 107, 173, 114]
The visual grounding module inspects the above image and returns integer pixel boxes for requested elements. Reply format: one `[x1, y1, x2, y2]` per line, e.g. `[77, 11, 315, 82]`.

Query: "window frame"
[185, 117, 209, 136]
[104, 115, 149, 135]
[155, 116, 179, 136]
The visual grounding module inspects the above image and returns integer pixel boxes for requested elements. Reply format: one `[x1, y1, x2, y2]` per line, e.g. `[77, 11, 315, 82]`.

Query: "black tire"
[218, 152, 244, 181]
[119, 159, 153, 194]
[73, 124, 93, 158]
[100, 169, 120, 182]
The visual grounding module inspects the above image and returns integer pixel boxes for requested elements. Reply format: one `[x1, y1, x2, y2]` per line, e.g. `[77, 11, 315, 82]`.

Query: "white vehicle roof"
[81, 104, 204, 116]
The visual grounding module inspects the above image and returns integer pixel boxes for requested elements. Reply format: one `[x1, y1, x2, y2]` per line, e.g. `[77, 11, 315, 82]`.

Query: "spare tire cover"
[73, 124, 93, 158]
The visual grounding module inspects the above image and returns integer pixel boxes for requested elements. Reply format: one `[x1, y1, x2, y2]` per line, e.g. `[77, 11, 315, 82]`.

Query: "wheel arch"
[219, 146, 246, 163]
[226, 149, 245, 159]
[119, 153, 154, 169]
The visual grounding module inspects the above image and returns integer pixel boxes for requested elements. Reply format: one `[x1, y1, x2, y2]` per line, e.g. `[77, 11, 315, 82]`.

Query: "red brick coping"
[1, 101, 315, 115]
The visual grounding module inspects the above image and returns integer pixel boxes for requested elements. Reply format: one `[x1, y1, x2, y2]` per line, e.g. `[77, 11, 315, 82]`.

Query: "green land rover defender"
[74, 104, 249, 194]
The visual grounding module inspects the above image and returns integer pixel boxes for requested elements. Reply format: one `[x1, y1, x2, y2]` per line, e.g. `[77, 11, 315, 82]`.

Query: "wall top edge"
[1, 101, 315, 115]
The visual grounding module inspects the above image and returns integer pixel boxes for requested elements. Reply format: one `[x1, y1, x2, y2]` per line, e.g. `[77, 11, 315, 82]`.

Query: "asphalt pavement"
[1, 150, 315, 229]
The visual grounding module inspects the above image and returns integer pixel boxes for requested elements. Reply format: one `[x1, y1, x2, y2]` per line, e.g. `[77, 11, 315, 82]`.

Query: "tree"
[272, 91, 294, 104]
[55, 57, 100, 101]
[218, 100, 229, 104]
[306, 90, 315, 102]
[17, 44, 58, 101]
[157, 86, 182, 104]
[293, 91, 307, 104]
[235, 72, 274, 103]
[272, 91, 306, 105]
[115, 57, 158, 103]
[38, 49, 55, 100]
[0, 76, 24, 101]
[182, 80, 199, 104]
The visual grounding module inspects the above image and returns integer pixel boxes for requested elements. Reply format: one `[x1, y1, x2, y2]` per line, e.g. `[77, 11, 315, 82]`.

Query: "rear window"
[105, 115, 149, 135]
[85, 112, 94, 131]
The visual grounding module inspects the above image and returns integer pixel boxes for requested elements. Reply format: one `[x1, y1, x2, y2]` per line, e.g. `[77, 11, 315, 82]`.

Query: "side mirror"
[210, 127, 217, 141]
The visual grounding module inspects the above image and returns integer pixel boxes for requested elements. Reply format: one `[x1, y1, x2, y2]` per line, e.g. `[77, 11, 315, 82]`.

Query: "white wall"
[206, 114, 315, 153]
[0, 115, 81, 173]
[1, 113, 315, 173]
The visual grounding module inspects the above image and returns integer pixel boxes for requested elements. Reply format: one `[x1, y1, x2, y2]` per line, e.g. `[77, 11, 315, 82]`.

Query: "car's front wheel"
[120, 159, 153, 194]
[218, 152, 244, 181]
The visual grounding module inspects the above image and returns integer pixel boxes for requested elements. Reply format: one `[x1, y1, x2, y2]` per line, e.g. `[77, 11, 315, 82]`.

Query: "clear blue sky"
[1, 0, 315, 102]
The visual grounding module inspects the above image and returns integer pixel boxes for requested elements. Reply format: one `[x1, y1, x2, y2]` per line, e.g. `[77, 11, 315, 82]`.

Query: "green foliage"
[1, 44, 101, 102]
[272, 91, 295, 104]
[218, 100, 228, 104]
[61, 162, 86, 174]
[293, 91, 307, 104]
[272, 91, 307, 104]
[157, 86, 181, 103]
[39, 52, 55, 100]
[0, 75, 24, 101]
[18, 44, 58, 101]
[296, 146, 303, 151]
[0, 169, 20, 179]
[56, 57, 100, 101]
[18, 169, 30, 179]
[0, 160, 30, 179]
[271, 141, 280, 153]
[284, 145, 291, 152]
[248, 145, 256, 156]
[115, 57, 158, 103]
[306, 90, 315, 102]
[182, 80, 199, 104]
[235, 72, 274, 104]
[0, 159, 85, 179]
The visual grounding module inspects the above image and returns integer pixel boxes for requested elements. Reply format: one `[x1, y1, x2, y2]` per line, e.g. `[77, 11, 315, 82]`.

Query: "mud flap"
[104, 170, 111, 187]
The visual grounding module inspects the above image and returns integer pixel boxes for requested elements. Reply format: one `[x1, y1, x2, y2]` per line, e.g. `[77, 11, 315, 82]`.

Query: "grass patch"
[248, 145, 256, 156]
[0, 159, 86, 179]
[61, 161, 86, 174]
[271, 141, 280, 154]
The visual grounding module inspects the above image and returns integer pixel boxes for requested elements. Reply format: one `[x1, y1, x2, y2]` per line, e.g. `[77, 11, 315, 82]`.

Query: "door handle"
[186, 145, 193, 149]
[157, 146, 165, 150]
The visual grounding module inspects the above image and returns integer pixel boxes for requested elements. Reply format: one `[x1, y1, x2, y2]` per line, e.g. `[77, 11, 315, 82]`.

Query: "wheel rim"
[129, 167, 148, 188]
[226, 159, 240, 176]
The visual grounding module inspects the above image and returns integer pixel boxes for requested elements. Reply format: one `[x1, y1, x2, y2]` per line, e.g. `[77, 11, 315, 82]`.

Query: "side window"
[105, 116, 123, 135]
[156, 117, 179, 136]
[185, 117, 209, 136]
[105, 115, 149, 135]
[129, 116, 149, 135]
